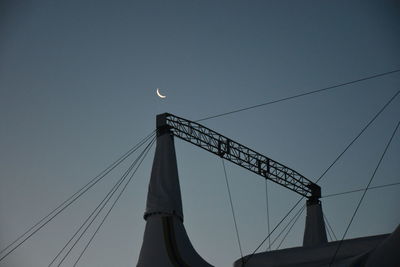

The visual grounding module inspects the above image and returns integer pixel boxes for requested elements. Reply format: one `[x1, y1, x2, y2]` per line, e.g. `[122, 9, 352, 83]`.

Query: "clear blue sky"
[1, 1, 399, 266]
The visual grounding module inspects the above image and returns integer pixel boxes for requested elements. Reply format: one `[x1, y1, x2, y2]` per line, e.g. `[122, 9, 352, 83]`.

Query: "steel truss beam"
[156, 113, 320, 200]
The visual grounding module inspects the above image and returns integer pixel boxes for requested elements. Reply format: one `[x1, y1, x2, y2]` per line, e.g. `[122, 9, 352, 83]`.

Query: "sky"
[0, 0, 399, 266]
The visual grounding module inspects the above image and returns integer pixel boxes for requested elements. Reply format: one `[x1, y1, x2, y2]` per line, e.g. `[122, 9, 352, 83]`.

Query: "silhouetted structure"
[137, 113, 399, 266]
[137, 119, 213, 266]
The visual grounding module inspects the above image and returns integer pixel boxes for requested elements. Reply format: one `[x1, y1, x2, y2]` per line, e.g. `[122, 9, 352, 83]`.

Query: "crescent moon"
[156, 88, 166, 98]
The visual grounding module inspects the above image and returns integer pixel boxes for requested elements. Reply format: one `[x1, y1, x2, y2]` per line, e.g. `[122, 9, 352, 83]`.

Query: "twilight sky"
[1, 1, 399, 266]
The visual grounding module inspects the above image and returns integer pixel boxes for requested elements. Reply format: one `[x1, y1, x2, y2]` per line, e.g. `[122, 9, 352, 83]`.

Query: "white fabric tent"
[138, 114, 399, 267]
[137, 131, 213, 267]
[234, 225, 400, 267]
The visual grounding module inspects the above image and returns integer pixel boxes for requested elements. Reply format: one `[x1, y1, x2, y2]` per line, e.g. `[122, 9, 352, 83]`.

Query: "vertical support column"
[143, 113, 183, 221]
[138, 113, 214, 267]
[303, 199, 327, 247]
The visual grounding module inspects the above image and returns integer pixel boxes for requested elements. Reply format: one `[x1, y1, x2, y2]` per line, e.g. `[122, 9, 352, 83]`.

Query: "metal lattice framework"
[156, 113, 320, 200]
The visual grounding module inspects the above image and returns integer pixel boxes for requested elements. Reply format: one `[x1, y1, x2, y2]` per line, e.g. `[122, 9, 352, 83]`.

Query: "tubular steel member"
[156, 113, 321, 201]
[156, 112, 327, 252]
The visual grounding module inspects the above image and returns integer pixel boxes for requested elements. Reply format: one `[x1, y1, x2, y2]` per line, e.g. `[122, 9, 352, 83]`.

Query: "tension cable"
[322, 181, 400, 199]
[221, 159, 244, 263]
[329, 119, 400, 266]
[0, 130, 155, 263]
[72, 137, 156, 266]
[49, 137, 155, 266]
[276, 204, 306, 249]
[244, 89, 399, 265]
[197, 69, 400, 122]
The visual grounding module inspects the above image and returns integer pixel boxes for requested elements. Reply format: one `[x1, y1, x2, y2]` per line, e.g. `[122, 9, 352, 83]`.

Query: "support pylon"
[137, 114, 213, 267]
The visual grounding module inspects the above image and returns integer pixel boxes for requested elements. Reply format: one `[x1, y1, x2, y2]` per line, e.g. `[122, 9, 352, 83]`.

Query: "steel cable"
[72, 137, 155, 266]
[0, 131, 156, 263]
[244, 90, 399, 266]
[50, 137, 155, 267]
[322, 181, 400, 199]
[270, 204, 306, 249]
[197, 69, 400, 122]
[221, 159, 244, 264]
[323, 213, 337, 241]
[329, 119, 400, 266]
[276, 205, 306, 249]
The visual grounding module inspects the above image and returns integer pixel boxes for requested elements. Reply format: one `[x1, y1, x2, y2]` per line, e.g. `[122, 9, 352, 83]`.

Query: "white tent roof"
[144, 132, 184, 221]
[138, 131, 213, 267]
[234, 226, 400, 267]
